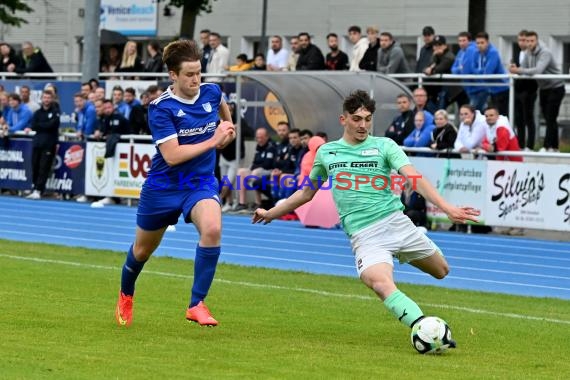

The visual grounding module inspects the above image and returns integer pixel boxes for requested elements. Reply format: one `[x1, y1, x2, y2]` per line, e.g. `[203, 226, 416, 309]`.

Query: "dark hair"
[146, 84, 160, 94]
[254, 52, 265, 59]
[460, 104, 476, 114]
[236, 53, 248, 61]
[316, 131, 328, 140]
[475, 32, 489, 40]
[422, 26, 435, 36]
[300, 129, 313, 138]
[112, 85, 124, 93]
[125, 87, 136, 96]
[148, 40, 161, 53]
[298, 32, 310, 40]
[89, 78, 100, 87]
[397, 93, 411, 100]
[42, 89, 54, 97]
[199, 29, 210, 35]
[162, 39, 201, 73]
[457, 31, 472, 40]
[81, 82, 92, 90]
[102, 99, 114, 105]
[20, 85, 30, 91]
[348, 25, 361, 34]
[8, 93, 21, 102]
[518, 29, 529, 37]
[210, 32, 221, 39]
[380, 32, 393, 40]
[73, 92, 86, 99]
[289, 128, 301, 135]
[326, 33, 338, 39]
[343, 90, 376, 114]
[484, 105, 499, 113]
[526, 30, 538, 38]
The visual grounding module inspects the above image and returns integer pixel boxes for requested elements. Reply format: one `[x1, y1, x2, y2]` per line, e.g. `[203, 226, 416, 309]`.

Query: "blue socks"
[190, 245, 221, 307]
[120, 245, 147, 296]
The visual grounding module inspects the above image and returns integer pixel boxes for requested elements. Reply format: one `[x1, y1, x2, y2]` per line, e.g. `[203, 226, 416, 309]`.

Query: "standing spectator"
[251, 53, 267, 71]
[359, 26, 380, 71]
[472, 32, 509, 115]
[385, 93, 415, 146]
[2, 93, 33, 133]
[430, 110, 460, 158]
[206, 32, 230, 78]
[25, 90, 60, 200]
[15, 42, 53, 77]
[94, 87, 106, 101]
[511, 30, 538, 150]
[348, 25, 368, 71]
[144, 41, 164, 75]
[80, 82, 93, 99]
[266, 35, 289, 71]
[117, 41, 144, 78]
[287, 37, 300, 71]
[325, 33, 349, 70]
[74, 93, 97, 139]
[296, 32, 325, 70]
[19, 85, 40, 113]
[423, 35, 456, 110]
[100, 46, 121, 73]
[130, 85, 160, 135]
[451, 32, 477, 107]
[0, 42, 21, 72]
[199, 29, 212, 73]
[122, 87, 140, 120]
[112, 86, 129, 117]
[509, 31, 566, 152]
[480, 106, 523, 161]
[376, 32, 411, 74]
[454, 104, 487, 153]
[416, 26, 435, 73]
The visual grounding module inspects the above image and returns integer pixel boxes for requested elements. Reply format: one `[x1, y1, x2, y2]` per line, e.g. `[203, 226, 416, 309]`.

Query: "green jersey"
[309, 136, 411, 236]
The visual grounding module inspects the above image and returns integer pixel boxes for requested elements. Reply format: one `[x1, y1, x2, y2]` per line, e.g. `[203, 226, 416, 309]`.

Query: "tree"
[164, 0, 217, 40]
[0, 0, 33, 27]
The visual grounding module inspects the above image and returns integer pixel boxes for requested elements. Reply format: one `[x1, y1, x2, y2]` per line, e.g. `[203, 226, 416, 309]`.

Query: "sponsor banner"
[410, 157, 487, 223]
[0, 138, 33, 190]
[85, 142, 154, 198]
[100, 0, 158, 36]
[486, 161, 570, 231]
[46, 142, 86, 194]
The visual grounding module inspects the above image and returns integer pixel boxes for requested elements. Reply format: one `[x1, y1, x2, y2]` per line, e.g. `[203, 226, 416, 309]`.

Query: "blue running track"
[0, 196, 569, 300]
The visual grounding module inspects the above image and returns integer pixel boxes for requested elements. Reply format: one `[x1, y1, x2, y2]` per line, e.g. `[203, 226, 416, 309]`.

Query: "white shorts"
[349, 212, 442, 276]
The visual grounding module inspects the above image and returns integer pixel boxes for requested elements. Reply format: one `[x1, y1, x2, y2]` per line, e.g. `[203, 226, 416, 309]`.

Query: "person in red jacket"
[481, 106, 523, 161]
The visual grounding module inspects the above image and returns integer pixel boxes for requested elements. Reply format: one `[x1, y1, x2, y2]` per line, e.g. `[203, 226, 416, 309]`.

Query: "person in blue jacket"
[404, 111, 435, 156]
[2, 93, 33, 133]
[73, 93, 97, 139]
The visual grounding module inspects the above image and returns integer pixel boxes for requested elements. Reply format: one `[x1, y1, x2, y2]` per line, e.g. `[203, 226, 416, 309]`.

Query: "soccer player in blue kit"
[115, 39, 236, 327]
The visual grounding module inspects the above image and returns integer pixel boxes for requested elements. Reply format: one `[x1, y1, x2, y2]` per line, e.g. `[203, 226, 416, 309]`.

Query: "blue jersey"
[147, 83, 222, 190]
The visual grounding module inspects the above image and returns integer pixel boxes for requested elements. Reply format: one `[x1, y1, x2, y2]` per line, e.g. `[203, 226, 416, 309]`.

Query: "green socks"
[383, 289, 424, 328]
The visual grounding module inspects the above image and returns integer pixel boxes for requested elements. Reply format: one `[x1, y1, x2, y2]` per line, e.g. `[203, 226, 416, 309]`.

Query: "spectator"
[73, 93, 97, 139]
[270, 121, 296, 201]
[19, 85, 40, 113]
[510, 30, 538, 151]
[509, 30, 566, 152]
[266, 35, 289, 71]
[0, 92, 9, 120]
[296, 32, 325, 70]
[401, 183, 427, 228]
[228, 54, 253, 71]
[480, 106, 522, 161]
[144, 41, 164, 76]
[25, 90, 60, 200]
[403, 110, 436, 150]
[80, 82, 93, 99]
[315, 131, 328, 142]
[43, 83, 60, 107]
[251, 53, 267, 71]
[287, 37, 300, 71]
[2, 93, 33, 133]
[423, 35, 456, 110]
[15, 41, 54, 77]
[122, 87, 141, 120]
[206, 32, 230, 78]
[0, 42, 21, 72]
[385, 93, 415, 145]
[412, 87, 436, 116]
[430, 109, 460, 158]
[234, 127, 276, 212]
[348, 25, 368, 71]
[89, 78, 100, 91]
[451, 31, 477, 107]
[454, 104, 487, 153]
[199, 29, 212, 73]
[299, 128, 313, 149]
[112, 86, 128, 117]
[94, 87, 106, 101]
[472, 32, 509, 115]
[359, 26, 380, 71]
[100, 46, 121, 73]
[325, 33, 349, 71]
[416, 26, 435, 73]
[376, 32, 410, 74]
[117, 41, 144, 78]
[130, 85, 160, 135]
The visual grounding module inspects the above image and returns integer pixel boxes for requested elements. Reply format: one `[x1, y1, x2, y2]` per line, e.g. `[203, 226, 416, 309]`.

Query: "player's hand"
[446, 206, 480, 224]
[252, 208, 273, 224]
[214, 121, 235, 146]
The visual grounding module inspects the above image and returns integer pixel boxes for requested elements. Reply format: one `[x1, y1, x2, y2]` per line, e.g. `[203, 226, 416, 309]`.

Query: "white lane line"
[1, 253, 569, 326]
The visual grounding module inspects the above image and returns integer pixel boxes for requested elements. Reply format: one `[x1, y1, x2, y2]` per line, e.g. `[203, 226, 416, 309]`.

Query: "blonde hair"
[120, 41, 138, 69]
[434, 109, 448, 121]
[366, 25, 379, 34]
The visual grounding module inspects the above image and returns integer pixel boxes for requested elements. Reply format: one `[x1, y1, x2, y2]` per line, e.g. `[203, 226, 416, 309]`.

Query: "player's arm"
[399, 164, 480, 224]
[252, 183, 319, 224]
[216, 98, 235, 149]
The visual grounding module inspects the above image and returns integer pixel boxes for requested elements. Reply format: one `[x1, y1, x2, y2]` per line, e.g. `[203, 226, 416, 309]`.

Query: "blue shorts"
[136, 183, 221, 231]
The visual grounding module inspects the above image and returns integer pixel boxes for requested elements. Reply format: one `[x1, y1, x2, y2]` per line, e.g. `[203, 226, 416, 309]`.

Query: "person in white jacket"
[454, 104, 486, 153]
[348, 25, 368, 71]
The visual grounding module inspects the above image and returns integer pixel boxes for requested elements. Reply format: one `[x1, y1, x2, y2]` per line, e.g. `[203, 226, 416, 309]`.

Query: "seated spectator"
[401, 183, 427, 228]
[228, 54, 253, 71]
[73, 93, 97, 140]
[480, 106, 523, 161]
[15, 41, 54, 78]
[234, 127, 276, 212]
[385, 93, 414, 145]
[454, 104, 487, 153]
[403, 111, 436, 153]
[116, 41, 144, 78]
[0, 42, 22, 72]
[430, 109, 460, 158]
[251, 53, 267, 70]
[1, 93, 33, 133]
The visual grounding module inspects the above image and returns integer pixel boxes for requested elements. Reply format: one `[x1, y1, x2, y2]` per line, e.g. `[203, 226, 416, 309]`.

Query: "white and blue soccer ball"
[411, 316, 455, 354]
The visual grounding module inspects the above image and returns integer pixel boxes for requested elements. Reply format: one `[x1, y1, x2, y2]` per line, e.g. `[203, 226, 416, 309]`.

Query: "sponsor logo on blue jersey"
[178, 121, 217, 137]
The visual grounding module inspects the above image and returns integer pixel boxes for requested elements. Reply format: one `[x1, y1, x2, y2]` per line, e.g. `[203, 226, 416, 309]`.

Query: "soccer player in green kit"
[252, 90, 480, 345]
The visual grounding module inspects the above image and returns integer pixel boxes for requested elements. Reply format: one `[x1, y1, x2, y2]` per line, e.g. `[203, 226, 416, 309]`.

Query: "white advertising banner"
[410, 157, 487, 223]
[486, 161, 570, 231]
[100, 0, 158, 36]
[85, 142, 154, 198]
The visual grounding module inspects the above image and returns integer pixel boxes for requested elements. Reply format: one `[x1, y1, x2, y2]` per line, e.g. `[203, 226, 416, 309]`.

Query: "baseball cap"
[433, 35, 447, 45]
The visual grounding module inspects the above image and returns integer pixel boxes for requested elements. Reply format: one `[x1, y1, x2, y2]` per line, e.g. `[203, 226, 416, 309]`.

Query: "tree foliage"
[0, 0, 34, 27]
[159, 0, 217, 40]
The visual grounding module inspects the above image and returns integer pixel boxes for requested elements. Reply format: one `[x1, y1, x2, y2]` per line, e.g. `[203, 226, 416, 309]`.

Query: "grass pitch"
[1, 239, 569, 379]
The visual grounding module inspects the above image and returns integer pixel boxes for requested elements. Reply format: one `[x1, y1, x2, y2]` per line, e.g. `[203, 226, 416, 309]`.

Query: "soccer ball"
[410, 316, 454, 354]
